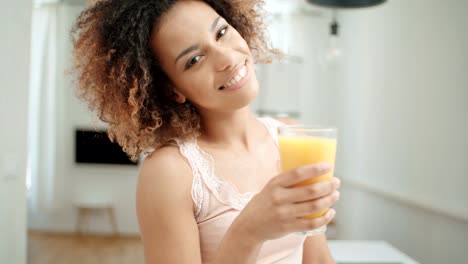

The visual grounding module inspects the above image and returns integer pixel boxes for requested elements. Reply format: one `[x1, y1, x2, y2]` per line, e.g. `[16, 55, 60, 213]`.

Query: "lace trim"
[174, 138, 205, 218]
[193, 142, 256, 210]
[258, 117, 283, 147]
[175, 117, 283, 219]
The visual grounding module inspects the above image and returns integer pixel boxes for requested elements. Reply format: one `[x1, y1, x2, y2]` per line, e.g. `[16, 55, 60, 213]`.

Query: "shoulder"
[258, 116, 298, 138]
[136, 145, 203, 263]
[271, 116, 300, 125]
[136, 145, 193, 211]
[259, 116, 299, 127]
[140, 144, 190, 177]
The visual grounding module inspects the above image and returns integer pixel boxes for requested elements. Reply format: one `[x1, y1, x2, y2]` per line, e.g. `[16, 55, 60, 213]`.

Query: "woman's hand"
[233, 162, 340, 242]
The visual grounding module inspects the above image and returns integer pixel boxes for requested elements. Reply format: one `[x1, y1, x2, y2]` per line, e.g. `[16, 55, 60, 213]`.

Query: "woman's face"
[150, 0, 259, 113]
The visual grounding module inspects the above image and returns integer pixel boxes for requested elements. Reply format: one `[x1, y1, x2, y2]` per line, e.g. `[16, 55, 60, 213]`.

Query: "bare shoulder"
[140, 144, 190, 173]
[137, 145, 192, 194]
[136, 145, 202, 263]
[273, 117, 299, 125]
[137, 144, 194, 211]
[136, 145, 193, 212]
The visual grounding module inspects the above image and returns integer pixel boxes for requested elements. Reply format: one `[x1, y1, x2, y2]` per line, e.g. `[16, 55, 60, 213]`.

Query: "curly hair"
[71, 0, 280, 161]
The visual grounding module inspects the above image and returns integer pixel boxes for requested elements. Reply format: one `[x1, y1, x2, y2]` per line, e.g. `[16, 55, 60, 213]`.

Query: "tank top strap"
[174, 138, 257, 220]
[172, 138, 207, 219]
[173, 117, 285, 221]
[258, 116, 286, 146]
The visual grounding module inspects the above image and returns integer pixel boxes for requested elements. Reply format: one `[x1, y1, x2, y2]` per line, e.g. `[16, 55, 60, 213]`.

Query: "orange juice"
[278, 135, 337, 218]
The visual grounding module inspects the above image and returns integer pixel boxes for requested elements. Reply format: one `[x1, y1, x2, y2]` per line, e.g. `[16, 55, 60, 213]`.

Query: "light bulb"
[318, 10, 342, 69]
[324, 34, 342, 66]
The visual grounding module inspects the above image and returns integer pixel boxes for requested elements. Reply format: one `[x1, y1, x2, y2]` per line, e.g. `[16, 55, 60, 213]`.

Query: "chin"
[227, 81, 259, 110]
[248, 80, 260, 101]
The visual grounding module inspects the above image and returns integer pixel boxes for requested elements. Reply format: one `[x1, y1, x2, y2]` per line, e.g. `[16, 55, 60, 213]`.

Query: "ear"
[173, 88, 186, 104]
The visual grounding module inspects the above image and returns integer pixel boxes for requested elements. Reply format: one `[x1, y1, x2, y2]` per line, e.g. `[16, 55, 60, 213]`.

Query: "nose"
[212, 46, 237, 72]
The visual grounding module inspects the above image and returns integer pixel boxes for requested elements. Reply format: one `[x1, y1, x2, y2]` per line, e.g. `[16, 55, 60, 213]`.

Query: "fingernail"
[327, 209, 336, 218]
[334, 191, 340, 200]
[333, 178, 341, 188]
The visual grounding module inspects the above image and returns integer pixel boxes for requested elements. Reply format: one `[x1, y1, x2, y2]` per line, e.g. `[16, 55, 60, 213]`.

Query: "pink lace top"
[174, 117, 306, 264]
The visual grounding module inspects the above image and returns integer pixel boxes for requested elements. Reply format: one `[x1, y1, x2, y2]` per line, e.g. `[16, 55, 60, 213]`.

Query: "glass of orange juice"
[278, 125, 337, 236]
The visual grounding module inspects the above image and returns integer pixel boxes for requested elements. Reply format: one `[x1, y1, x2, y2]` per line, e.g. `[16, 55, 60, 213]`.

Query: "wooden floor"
[28, 231, 145, 264]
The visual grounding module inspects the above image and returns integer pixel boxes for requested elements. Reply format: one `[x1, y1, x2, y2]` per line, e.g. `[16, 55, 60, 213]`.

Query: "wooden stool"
[75, 200, 119, 236]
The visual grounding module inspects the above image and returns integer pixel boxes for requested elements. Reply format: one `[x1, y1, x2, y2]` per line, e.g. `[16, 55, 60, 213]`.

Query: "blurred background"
[1, 0, 467, 263]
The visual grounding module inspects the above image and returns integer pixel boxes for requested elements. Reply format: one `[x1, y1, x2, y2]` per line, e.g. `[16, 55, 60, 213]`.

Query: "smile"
[219, 61, 250, 91]
[222, 65, 246, 89]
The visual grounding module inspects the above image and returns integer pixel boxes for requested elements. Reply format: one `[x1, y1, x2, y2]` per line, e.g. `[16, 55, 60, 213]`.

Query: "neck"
[198, 106, 260, 150]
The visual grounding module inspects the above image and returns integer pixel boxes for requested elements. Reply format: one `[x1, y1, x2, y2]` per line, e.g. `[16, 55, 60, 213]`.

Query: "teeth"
[222, 65, 247, 89]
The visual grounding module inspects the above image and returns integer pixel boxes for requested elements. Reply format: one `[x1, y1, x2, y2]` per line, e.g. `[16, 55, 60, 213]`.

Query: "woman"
[71, 0, 341, 263]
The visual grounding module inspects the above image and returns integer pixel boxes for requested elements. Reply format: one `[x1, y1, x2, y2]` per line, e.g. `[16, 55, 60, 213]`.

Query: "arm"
[136, 146, 262, 264]
[302, 234, 336, 264]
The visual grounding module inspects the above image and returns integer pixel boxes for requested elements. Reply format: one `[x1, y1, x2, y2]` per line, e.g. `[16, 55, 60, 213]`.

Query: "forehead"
[151, 1, 220, 64]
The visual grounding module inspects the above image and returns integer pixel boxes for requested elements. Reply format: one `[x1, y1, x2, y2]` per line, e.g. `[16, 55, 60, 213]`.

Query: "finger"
[287, 191, 340, 218]
[295, 208, 336, 231]
[282, 177, 340, 203]
[285, 208, 336, 233]
[276, 162, 332, 188]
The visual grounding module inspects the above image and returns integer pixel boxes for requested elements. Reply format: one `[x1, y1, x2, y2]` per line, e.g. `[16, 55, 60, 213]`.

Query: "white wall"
[28, 5, 141, 235]
[0, 0, 32, 263]
[331, 0, 468, 263]
[253, 3, 336, 125]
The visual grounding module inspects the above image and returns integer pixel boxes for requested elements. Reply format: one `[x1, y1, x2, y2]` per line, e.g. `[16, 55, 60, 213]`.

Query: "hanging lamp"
[306, 0, 386, 8]
[307, 0, 387, 68]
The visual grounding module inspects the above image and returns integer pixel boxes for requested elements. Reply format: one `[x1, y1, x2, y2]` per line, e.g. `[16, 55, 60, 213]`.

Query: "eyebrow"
[174, 16, 222, 65]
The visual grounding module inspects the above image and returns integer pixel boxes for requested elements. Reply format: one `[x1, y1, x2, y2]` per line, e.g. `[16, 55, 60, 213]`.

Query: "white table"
[74, 199, 119, 236]
[328, 240, 420, 264]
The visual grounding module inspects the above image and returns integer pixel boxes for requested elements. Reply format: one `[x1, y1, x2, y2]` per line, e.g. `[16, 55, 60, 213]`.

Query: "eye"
[184, 25, 229, 70]
[216, 25, 228, 41]
[185, 55, 201, 69]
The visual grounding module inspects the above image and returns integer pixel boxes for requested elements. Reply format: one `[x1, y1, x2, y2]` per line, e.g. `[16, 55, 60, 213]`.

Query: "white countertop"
[328, 240, 420, 264]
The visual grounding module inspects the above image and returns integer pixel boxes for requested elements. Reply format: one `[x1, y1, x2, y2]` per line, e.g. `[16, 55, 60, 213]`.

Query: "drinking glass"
[278, 125, 337, 236]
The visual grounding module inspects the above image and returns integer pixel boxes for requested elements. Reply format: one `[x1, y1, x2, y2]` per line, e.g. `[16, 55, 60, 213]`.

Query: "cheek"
[178, 74, 213, 100]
